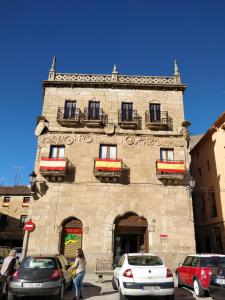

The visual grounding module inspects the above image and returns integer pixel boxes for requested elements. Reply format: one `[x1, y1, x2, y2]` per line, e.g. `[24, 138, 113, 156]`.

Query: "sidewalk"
[64, 273, 117, 300]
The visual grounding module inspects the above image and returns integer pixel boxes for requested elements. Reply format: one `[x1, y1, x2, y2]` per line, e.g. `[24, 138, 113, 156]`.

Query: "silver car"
[8, 254, 72, 300]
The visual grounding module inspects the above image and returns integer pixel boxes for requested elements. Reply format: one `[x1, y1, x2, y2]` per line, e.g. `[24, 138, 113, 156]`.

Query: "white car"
[112, 253, 174, 300]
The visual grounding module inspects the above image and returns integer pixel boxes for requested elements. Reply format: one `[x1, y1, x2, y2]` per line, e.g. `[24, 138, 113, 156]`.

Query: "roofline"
[190, 111, 225, 154]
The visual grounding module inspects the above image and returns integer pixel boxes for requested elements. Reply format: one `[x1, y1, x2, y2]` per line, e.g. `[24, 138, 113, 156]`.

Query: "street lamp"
[29, 171, 37, 195]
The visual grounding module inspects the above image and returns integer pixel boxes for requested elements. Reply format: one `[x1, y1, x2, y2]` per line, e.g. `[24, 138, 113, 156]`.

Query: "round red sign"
[24, 220, 35, 232]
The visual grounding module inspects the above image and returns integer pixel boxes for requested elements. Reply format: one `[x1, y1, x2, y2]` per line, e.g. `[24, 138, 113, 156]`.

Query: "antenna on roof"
[13, 166, 23, 186]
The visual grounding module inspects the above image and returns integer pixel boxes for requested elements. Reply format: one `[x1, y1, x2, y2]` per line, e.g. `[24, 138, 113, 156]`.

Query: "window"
[22, 197, 30, 207]
[50, 145, 65, 158]
[0, 214, 7, 229]
[183, 256, 193, 266]
[2, 197, 10, 207]
[198, 168, 202, 177]
[206, 160, 210, 171]
[121, 102, 133, 121]
[20, 215, 28, 228]
[214, 227, 223, 253]
[160, 148, 174, 161]
[209, 191, 217, 218]
[88, 100, 100, 120]
[150, 103, 161, 122]
[191, 257, 200, 267]
[64, 100, 76, 119]
[100, 145, 117, 159]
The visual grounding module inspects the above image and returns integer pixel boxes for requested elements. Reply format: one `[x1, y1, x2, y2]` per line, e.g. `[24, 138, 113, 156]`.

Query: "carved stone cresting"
[53, 73, 181, 86]
[39, 134, 184, 148]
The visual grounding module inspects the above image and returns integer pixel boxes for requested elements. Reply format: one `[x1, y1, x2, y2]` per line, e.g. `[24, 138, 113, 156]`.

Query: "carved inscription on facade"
[39, 134, 184, 147]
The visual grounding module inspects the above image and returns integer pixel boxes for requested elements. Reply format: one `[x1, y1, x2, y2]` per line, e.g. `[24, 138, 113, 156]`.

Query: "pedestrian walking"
[0, 249, 17, 295]
[70, 248, 86, 300]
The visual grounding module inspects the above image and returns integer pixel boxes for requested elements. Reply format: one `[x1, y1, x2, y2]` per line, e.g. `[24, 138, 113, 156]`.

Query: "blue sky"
[0, 0, 225, 186]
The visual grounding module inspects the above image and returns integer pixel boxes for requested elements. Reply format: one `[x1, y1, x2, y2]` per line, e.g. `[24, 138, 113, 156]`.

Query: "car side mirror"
[112, 262, 118, 269]
[178, 263, 182, 267]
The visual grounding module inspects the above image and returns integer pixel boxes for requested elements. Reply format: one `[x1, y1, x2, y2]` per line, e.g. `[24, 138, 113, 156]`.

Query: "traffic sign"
[24, 220, 35, 232]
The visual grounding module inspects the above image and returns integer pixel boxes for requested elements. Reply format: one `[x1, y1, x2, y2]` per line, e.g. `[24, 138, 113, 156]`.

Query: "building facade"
[28, 59, 195, 271]
[0, 186, 30, 247]
[190, 112, 225, 254]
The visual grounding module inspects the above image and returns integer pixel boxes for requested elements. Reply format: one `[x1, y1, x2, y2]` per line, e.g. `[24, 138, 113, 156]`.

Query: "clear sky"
[0, 0, 225, 186]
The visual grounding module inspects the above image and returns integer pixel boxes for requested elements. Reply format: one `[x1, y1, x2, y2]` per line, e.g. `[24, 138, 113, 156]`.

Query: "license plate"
[23, 283, 43, 288]
[143, 286, 160, 291]
[216, 278, 225, 285]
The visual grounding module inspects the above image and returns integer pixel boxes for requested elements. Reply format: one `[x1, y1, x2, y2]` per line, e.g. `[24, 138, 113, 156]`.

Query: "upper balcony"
[57, 107, 82, 127]
[118, 109, 141, 129]
[145, 111, 170, 130]
[39, 157, 73, 181]
[156, 159, 185, 183]
[83, 108, 107, 127]
[94, 158, 129, 183]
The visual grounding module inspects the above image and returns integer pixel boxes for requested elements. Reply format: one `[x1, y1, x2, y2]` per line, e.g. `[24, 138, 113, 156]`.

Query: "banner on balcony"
[95, 159, 122, 171]
[40, 157, 66, 171]
[156, 160, 185, 173]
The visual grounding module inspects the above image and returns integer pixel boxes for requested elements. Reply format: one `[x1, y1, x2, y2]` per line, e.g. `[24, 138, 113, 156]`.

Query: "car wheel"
[193, 279, 205, 297]
[112, 276, 118, 290]
[177, 273, 183, 287]
[118, 286, 128, 300]
[56, 283, 64, 300]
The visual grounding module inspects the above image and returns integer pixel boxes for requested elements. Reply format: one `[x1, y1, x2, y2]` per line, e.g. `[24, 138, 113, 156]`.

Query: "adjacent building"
[190, 112, 225, 254]
[27, 59, 195, 270]
[0, 186, 30, 247]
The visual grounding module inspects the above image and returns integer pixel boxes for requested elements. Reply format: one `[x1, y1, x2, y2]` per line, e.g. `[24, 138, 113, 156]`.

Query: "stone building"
[28, 59, 195, 271]
[190, 111, 225, 254]
[0, 186, 30, 247]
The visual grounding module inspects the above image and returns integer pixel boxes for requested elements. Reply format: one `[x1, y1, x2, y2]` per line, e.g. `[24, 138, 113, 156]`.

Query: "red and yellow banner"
[156, 160, 185, 173]
[95, 158, 122, 171]
[40, 157, 66, 171]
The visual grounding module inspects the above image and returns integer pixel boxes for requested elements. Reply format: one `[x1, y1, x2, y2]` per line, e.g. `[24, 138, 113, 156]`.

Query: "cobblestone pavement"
[63, 274, 213, 300]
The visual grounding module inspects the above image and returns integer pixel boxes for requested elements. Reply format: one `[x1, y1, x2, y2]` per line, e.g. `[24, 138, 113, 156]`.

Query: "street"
[17, 274, 213, 300]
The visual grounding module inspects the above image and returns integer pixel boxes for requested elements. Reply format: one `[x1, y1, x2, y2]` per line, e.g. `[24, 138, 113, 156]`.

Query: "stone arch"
[60, 216, 83, 260]
[113, 211, 148, 262]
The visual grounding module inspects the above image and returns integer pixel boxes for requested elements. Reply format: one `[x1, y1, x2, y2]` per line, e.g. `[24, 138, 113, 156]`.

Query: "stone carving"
[39, 134, 184, 147]
[54, 73, 178, 85]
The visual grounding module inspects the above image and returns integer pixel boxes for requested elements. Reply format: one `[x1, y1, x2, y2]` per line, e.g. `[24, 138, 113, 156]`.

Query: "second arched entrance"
[113, 212, 148, 262]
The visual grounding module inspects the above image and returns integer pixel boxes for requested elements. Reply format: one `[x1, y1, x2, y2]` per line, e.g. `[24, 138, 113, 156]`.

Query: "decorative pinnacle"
[174, 60, 180, 76]
[50, 56, 56, 72]
[112, 64, 118, 74]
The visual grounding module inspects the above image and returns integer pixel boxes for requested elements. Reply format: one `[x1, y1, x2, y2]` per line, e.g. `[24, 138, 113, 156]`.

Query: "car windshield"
[20, 257, 57, 269]
[128, 255, 163, 266]
[201, 257, 225, 267]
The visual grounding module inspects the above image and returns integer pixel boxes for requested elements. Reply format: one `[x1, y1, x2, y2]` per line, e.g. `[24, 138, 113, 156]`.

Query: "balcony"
[145, 111, 170, 130]
[94, 158, 126, 183]
[118, 109, 140, 129]
[39, 157, 72, 181]
[156, 160, 185, 183]
[57, 107, 82, 127]
[83, 108, 107, 127]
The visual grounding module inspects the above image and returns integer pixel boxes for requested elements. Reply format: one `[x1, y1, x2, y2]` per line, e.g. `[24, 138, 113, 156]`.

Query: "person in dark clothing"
[0, 250, 16, 294]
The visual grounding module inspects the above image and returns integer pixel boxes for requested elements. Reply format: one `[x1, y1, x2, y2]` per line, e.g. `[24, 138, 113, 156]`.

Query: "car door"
[57, 255, 71, 288]
[179, 256, 193, 285]
[189, 256, 200, 286]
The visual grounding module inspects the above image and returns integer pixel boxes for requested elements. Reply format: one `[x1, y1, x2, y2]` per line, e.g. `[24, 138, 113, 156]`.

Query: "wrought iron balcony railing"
[39, 157, 70, 180]
[83, 108, 107, 127]
[118, 109, 141, 129]
[145, 111, 170, 129]
[57, 107, 82, 127]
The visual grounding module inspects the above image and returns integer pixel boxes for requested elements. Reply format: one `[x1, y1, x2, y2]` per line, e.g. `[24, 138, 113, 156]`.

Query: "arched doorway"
[113, 212, 148, 262]
[60, 217, 83, 260]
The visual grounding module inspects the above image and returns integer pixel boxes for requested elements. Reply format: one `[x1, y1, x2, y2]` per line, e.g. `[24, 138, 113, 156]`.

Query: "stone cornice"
[43, 72, 186, 92]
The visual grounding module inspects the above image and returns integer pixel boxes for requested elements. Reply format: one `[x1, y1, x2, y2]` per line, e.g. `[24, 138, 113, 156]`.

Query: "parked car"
[176, 254, 225, 297]
[8, 254, 72, 300]
[112, 253, 174, 300]
[208, 266, 225, 300]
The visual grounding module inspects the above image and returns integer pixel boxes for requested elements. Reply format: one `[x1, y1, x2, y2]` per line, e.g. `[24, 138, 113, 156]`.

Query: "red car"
[176, 254, 225, 297]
